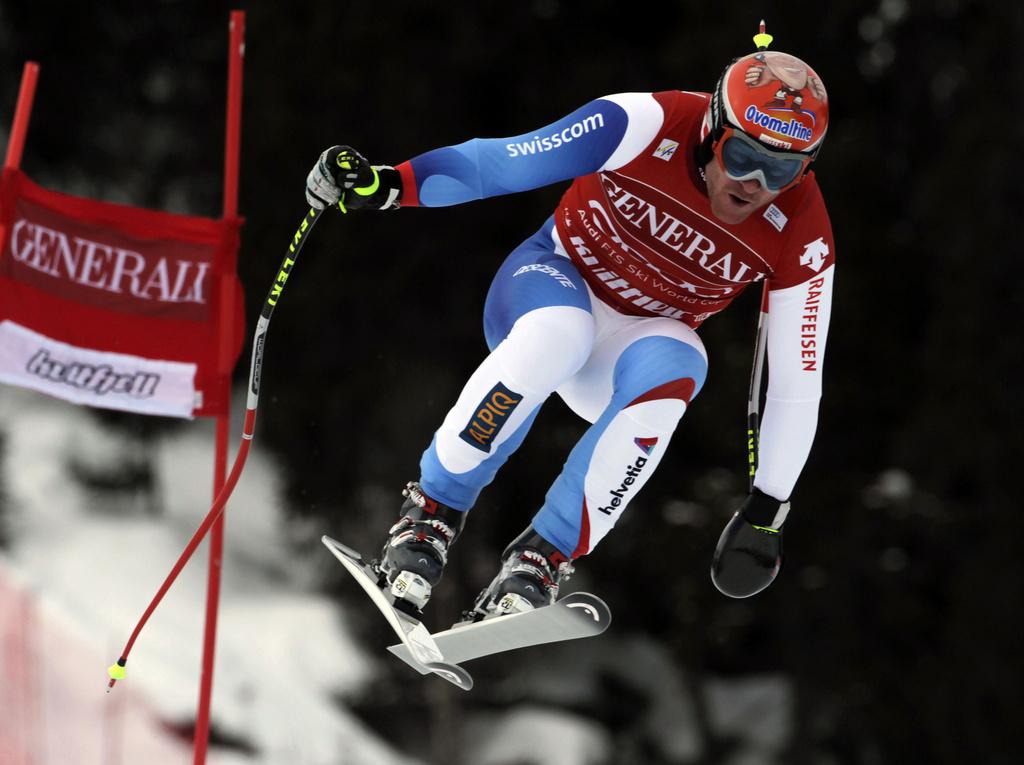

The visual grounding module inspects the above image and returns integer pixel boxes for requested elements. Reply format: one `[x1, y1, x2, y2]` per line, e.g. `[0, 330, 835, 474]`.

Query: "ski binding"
[321, 535, 473, 691]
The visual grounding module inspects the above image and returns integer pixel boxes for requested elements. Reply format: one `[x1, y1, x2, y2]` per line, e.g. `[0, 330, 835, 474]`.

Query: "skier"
[306, 27, 834, 617]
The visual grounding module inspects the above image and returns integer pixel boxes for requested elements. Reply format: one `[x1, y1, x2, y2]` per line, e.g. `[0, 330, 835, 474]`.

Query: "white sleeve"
[753, 265, 835, 501]
[598, 93, 665, 171]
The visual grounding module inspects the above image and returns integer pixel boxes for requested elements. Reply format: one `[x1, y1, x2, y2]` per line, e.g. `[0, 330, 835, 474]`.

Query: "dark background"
[2, 1, 1021, 763]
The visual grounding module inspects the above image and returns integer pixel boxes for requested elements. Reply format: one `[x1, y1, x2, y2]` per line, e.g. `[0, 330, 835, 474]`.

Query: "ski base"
[387, 591, 612, 674]
[321, 535, 472, 691]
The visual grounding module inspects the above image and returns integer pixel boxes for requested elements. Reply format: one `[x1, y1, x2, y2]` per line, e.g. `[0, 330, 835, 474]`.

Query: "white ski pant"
[419, 219, 708, 558]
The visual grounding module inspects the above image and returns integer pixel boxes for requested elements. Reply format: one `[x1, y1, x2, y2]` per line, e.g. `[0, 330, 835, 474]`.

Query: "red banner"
[0, 168, 244, 417]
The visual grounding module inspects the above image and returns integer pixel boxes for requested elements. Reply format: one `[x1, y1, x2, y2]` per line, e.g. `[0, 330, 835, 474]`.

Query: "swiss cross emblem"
[800, 237, 829, 272]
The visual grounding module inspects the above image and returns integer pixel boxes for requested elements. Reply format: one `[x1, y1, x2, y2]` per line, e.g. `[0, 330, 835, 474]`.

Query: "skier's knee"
[496, 306, 595, 391]
[612, 335, 708, 406]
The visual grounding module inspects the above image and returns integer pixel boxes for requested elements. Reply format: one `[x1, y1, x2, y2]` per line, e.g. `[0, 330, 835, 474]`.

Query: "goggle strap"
[695, 126, 723, 172]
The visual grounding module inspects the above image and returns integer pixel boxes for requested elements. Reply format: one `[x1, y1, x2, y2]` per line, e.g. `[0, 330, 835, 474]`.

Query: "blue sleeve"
[406, 98, 630, 207]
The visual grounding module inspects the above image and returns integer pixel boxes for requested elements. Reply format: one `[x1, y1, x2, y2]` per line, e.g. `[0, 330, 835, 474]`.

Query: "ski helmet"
[715, 50, 829, 155]
[701, 23, 829, 191]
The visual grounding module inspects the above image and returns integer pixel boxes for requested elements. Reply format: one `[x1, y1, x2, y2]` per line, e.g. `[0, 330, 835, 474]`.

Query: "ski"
[321, 535, 473, 691]
[387, 592, 612, 674]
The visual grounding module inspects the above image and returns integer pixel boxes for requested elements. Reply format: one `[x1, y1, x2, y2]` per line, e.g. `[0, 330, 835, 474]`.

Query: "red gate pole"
[1, 62, 39, 253]
[3, 62, 39, 170]
[193, 11, 245, 764]
[2, 69, 37, 758]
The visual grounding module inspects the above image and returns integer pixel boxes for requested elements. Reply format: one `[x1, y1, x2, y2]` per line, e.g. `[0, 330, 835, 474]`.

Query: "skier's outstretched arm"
[305, 93, 666, 211]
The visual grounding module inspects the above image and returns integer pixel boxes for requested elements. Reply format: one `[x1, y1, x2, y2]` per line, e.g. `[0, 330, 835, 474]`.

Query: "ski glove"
[305, 145, 402, 212]
[710, 488, 790, 598]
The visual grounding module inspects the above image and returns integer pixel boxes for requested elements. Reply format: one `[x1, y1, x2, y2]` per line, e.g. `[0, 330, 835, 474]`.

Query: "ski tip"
[321, 536, 366, 563]
[321, 535, 346, 556]
[564, 592, 613, 630]
[426, 662, 474, 691]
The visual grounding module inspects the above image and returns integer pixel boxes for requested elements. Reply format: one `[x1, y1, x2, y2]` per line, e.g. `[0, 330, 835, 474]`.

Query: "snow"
[0, 386, 419, 765]
[480, 630, 705, 762]
[462, 706, 612, 765]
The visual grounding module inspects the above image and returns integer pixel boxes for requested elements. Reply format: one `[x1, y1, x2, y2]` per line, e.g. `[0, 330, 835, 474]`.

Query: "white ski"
[321, 535, 473, 691]
[387, 592, 612, 674]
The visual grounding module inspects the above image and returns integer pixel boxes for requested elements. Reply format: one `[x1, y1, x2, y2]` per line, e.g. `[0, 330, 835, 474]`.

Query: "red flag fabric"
[0, 168, 244, 418]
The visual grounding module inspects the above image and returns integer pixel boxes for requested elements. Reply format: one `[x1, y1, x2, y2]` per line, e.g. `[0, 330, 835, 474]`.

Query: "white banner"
[0, 320, 197, 418]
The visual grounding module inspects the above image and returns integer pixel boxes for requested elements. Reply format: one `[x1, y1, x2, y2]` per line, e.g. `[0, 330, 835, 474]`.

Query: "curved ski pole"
[107, 207, 324, 691]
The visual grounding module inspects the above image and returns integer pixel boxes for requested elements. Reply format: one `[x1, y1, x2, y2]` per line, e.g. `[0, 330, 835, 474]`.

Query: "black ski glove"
[305, 145, 402, 212]
[711, 488, 790, 598]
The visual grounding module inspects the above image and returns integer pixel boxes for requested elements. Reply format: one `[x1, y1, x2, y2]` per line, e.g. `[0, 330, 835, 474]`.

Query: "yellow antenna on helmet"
[753, 19, 773, 51]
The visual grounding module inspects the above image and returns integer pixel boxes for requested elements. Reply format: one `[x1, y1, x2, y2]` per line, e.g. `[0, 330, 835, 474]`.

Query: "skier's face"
[704, 157, 779, 225]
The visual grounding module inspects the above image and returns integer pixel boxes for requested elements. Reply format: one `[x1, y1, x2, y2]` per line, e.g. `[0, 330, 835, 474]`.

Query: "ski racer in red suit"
[306, 32, 834, 617]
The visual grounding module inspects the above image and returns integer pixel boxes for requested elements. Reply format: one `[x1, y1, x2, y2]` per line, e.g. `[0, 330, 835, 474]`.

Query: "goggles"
[713, 126, 812, 193]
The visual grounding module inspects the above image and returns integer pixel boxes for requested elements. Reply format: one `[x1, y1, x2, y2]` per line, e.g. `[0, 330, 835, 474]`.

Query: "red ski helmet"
[700, 27, 829, 192]
[715, 50, 829, 156]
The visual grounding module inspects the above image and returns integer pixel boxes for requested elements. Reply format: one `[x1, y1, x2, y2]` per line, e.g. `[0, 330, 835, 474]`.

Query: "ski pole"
[746, 19, 776, 486]
[107, 206, 323, 691]
[746, 281, 769, 491]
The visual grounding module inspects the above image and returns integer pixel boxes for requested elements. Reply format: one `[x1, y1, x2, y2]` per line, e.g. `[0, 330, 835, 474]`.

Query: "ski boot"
[468, 525, 574, 620]
[378, 481, 466, 613]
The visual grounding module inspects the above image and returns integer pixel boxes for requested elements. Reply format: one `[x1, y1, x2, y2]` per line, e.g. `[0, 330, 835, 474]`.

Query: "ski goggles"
[713, 126, 812, 193]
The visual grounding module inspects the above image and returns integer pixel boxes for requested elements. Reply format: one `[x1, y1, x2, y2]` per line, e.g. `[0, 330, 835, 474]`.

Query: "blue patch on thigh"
[483, 217, 592, 350]
[612, 336, 709, 405]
